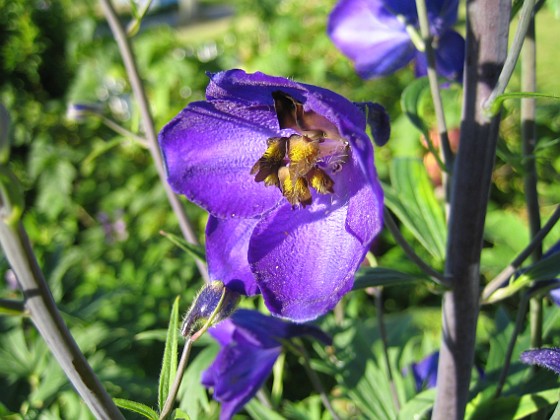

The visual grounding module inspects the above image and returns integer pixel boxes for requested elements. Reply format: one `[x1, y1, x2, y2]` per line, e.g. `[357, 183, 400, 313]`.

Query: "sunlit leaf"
[113, 398, 158, 420]
[353, 267, 426, 289]
[159, 296, 181, 410]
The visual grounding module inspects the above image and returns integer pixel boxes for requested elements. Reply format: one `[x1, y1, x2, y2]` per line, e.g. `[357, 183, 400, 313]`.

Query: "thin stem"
[98, 115, 148, 146]
[293, 339, 341, 420]
[159, 338, 193, 420]
[383, 208, 446, 285]
[521, 14, 544, 354]
[98, 0, 209, 282]
[482, 203, 560, 301]
[484, 0, 536, 112]
[415, 0, 454, 176]
[494, 293, 530, 398]
[0, 221, 124, 419]
[374, 288, 401, 411]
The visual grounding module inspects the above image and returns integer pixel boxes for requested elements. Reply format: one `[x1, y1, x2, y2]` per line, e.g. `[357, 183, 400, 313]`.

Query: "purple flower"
[520, 348, 560, 375]
[159, 69, 388, 322]
[409, 351, 439, 391]
[328, 0, 465, 81]
[201, 309, 331, 420]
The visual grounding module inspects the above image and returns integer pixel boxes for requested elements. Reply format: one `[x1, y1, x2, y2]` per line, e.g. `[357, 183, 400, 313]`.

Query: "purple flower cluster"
[159, 69, 388, 322]
[328, 0, 465, 81]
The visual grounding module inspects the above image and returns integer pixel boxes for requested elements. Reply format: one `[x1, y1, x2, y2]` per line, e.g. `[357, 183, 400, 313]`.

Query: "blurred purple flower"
[328, 0, 465, 81]
[520, 348, 560, 375]
[159, 69, 388, 322]
[409, 351, 439, 391]
[202, 309, 331, 420]
[97, 211, 128, 244]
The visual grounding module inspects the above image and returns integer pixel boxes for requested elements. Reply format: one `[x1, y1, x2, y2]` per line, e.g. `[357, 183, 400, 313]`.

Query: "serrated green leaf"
[353, 267, 425, 289]
[113, 398, 158, 420]
[397, 388, 435, 420]
[384, 158, 447, 262]
[159, 296, 181, 410]
[160, 231, 206, 262]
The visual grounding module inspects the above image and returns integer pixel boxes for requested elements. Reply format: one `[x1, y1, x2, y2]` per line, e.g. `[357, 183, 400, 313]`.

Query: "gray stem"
[432, 1, 511, 418]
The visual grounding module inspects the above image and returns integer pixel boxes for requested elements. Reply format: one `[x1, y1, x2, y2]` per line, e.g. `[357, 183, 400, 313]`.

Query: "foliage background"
[1, 0, 559, 418]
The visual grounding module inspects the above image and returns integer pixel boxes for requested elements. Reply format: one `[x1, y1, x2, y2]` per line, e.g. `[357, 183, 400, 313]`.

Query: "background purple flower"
[159, 69, 389, 322]
[328, 0, 465, 81]
[202, 309, 331, 420]
[410, 351, 439, 391]
[520, 348, 560, 375]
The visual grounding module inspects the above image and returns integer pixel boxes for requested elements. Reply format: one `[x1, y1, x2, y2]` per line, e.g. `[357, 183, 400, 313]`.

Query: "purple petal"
[520, 348, 560, 375]
[202, 342, 280, 420]
[248, 162, 377, 322]
[354, 102, 391, 146]
[550, 287, 560, 306]
[434, 30, 465, 82]
[159, 100, 283, 218]
[206, 216, 260, 296]
[328, 0, 416, 79]
[428, 0, 459, 32]
[411, 351, 439, 391]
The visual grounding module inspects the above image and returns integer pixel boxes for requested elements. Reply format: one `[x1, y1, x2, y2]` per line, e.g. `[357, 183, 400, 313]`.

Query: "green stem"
[98, 0, 208, 282]
[159, 339, 193, 420]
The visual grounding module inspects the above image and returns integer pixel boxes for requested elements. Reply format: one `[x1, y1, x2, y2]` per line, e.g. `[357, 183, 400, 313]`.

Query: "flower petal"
[520, 348, 560, 375]
[206, 216, 260, 296]
[159, 100, 283, 218]
[202, 341, 280, 420]
[328, 0, 416, 79]
[434, 29, 465, 82]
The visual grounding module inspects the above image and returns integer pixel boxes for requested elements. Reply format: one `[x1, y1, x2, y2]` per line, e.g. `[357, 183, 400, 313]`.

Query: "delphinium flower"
[520, 348, 560, 375]
[159, 69, 389, 322]
[328, 0, 465, 82]
[201, 309, 331, 420]
[410, 351, 439, 391]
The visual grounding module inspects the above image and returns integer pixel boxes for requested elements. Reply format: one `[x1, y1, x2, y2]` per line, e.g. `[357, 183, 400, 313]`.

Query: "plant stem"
[0, 221, 124, 419]
[383, 208, 446, 285]
[415, 0, 454, 176]
[159, 339, 193, 420]
[432, 1, 511, 418]
[494, 293, 530, 398]
[0, 298, 25, 314]
[98, 0, 209, 282]
[521, 13, 544, 355]
[482, 204, 560, 302]
[485, 0, 536, 113]
[294, 339, 341, 420]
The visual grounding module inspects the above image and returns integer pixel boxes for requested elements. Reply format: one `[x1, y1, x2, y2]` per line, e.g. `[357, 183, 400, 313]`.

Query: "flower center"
[250, 91, 349, 207]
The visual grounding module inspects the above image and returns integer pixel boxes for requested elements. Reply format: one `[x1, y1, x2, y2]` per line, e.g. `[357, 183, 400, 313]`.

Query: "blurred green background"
[1, 0, 559, 418]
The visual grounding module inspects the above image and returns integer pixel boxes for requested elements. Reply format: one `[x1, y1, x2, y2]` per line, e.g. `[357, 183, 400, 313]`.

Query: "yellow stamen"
[307, 167, 334, 195]
[250, 137, 287, 187]
[287, 135, 319, 178]
[278, 166, 312, 207]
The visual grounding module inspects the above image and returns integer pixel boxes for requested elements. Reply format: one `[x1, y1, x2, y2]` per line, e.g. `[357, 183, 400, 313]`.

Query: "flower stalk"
[433, 1, 511, 418]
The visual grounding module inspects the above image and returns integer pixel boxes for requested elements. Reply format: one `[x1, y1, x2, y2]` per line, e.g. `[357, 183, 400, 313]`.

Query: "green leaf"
[397, 389, 435, 420]
[384, 158, 447, 262]
[485, 252, 560, 303]
[245, 399, 287, 420]
[113, 398, 158, 420]
[160, 230, 206, 262]
[466, 389, 559, 420]
[353, 267, 426, 289]
[159, 296, 181, 410]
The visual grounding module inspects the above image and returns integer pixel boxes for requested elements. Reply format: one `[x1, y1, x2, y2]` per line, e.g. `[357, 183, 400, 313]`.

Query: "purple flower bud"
[181, 281, 240, 338]
[520, 348, 560, 375]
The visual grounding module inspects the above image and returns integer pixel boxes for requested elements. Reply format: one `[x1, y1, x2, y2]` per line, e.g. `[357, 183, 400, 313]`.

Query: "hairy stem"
[0, 221, 124, 419]
[433, 1, 511, 418]
[98, 0, 208, 282]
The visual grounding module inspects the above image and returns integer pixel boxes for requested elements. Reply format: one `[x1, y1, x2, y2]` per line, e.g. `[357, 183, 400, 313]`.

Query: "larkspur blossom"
[201, 309, 331, 420]
[410, 351, 439, 391]
[520, 348, 560, 375]
[159, 69, 389, 322]
[328, 0, 465, 81]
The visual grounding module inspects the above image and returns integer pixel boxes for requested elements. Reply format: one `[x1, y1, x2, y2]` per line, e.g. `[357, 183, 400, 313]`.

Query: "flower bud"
[181, 281, 240, 338]
[66, 103, 103, 123]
